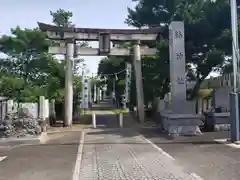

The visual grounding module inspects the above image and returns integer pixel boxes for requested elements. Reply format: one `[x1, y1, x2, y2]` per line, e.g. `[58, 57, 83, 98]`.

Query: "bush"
[197, 89, 212, 99]
[76, 105, 84, 115]
[112, 108, 129, 115]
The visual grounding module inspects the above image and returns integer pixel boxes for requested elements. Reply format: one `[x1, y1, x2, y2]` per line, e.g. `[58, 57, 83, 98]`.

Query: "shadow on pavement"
[94, 114, 119, 128]
[86, 127, 230, 145]
[140, 128, 230, 145]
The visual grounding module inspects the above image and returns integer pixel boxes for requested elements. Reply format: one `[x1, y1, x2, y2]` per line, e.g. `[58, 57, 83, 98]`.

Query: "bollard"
[92, 113, 96, 128]
[119, 113, 123, 128]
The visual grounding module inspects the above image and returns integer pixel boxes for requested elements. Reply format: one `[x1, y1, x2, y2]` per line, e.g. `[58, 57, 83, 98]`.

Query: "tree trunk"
[160, 78, 169, 99]
[189, 77, 205, 100]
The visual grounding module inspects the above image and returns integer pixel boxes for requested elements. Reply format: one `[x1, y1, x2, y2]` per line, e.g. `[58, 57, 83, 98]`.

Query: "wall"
[6, 98, 51, 120]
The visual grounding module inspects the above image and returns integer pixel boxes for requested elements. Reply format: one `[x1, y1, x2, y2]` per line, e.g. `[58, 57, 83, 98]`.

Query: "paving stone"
[78, 129, 202, 180]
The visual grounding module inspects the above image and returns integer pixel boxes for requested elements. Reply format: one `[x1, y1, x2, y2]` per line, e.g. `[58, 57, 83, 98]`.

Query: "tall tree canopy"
[98, 0, 237, 105]
[50, 8, 73, 27]
[0, 8, 83, 104]
[0, 26, 64, 102]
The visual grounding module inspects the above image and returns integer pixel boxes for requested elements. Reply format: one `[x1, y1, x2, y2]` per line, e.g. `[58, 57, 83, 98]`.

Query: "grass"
[112, 108, 129, 115]
[197, 88, 213, 99]
[84, 109, 92, 115]
[76, 106, 92, 115]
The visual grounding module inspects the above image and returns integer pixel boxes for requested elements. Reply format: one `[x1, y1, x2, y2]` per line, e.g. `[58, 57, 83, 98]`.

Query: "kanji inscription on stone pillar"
[169, 21, 186, 112]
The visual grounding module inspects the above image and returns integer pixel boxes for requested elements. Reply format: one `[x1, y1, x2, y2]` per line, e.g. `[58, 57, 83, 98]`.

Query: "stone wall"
[0, 97, 53, 138]
[19, 103, 38, 118]
[6, 98, 51, 120]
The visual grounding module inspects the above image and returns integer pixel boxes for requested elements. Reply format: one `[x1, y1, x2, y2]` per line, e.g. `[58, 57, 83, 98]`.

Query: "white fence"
[5, 96, 55, 122]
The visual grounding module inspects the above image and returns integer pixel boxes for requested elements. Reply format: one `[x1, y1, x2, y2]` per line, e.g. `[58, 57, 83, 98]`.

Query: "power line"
[102, 68, 127, 76]
[92, 68, 128, 77]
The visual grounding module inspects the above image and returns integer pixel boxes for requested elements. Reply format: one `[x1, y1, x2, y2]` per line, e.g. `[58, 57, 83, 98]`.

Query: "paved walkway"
[141, 128, 240, 180]
[77, 129, 202, 180]
[75, 97, 202, 179]
[0, 98, 205, 180]
[0, 131, 81, 180]
[90, 97, 136, 128]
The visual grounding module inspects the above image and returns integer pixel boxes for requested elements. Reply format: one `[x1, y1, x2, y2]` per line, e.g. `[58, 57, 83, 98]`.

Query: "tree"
[50, 9, 73, 27]
[0, 8, 90, 126]
[98, 57, 127, 102]
[125, 0, 232, 100]
[50, 9, 88, 47]
[0, 27, 67, 102]
[0, 27, 48, 82]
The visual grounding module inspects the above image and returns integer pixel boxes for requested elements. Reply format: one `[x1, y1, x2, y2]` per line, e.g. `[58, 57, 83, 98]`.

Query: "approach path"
[0, 97, 203, 180]
[77, 128, 202, 180]
[75, 97, 203, 180]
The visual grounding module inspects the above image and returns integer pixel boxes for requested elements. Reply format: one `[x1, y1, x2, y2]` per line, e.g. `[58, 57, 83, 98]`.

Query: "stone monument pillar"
[169, 21, 187, 113]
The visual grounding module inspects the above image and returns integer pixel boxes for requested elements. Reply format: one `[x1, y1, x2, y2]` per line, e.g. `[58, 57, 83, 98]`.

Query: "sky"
[0, 0, 136, 74]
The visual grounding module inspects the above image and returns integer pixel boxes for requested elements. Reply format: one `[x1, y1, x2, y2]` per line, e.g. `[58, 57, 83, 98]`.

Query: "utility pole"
[231, 0, 239, 93]
[230, 0, 240, 142]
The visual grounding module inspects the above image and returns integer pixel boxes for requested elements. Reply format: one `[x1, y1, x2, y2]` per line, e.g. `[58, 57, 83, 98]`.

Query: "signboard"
[81, 74, 89, 108]
[125, 63, 132, 103]
[99, 33, 110, 55]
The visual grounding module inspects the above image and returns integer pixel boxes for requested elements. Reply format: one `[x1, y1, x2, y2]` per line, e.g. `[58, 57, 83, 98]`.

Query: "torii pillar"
[133, 40, 145, 122]
[65, 39, 74, 126]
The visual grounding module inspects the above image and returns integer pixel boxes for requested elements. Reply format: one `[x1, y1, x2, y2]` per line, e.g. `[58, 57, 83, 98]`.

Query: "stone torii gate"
[38, 22, 160, 126]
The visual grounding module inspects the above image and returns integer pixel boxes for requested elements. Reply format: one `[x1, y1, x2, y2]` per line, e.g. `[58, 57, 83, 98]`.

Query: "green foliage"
[0, 8, 83, 104]
[112, 108, 129, 115]
[50, 9, 89, 47]
[197, 89, 212, 99]
[76, 105, 84, 114]
[97, 0, 236, 106]
[125, 0, 233, 101]
[97, 56, 126, 100]
[0, 27, 60, 102]
[50, 8, 73, 27]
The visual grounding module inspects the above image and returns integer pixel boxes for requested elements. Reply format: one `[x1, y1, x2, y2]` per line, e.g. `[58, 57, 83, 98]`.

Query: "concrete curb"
[47, 128, 84, 134]
[0, 133, 48, 146]
[47, 129, 82, 134]
[214, 138, 240, 148]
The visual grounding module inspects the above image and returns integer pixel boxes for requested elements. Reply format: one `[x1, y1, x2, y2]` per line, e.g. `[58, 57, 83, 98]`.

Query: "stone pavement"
[0, 97, 221, 180]
[140, 128, 240, 180]
[77, 128, 203, 180]
[0, 131, 81, 180]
